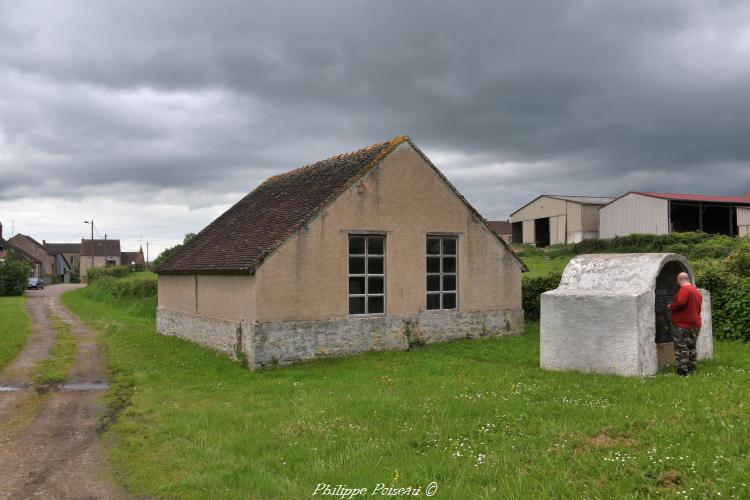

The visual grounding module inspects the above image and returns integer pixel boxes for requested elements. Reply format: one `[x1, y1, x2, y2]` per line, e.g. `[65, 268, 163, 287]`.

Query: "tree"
[153, 233, 196, 268]
[0, 250, 32, 296]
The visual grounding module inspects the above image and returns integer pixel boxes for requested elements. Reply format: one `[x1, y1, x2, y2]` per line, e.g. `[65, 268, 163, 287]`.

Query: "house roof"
[10, 234, 46, 251]
[488, 220, 512, 234]
[0, 238, 42, 264]
[602, 191, 750, 208]
[121, 251, 144, 265]
[510, 195, 615, 217]
[80, 239, 121, 257]
[156, 135, 525, 274]
[45, 242, 81, 255]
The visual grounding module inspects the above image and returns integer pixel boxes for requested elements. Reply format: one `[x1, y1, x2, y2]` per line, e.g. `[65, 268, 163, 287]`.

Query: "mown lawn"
[62, 288, 750, 499]
[519, 255, 571, 278]
[0, 296, 29, 370]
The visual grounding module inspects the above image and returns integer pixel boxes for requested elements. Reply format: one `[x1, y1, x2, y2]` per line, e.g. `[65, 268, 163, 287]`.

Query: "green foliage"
[522, 272, 562, 320]
[152, 244, 181, 267]
[81, 271, 157, 318]
[0, 250, 32, 296]
[713, 278, 750, 341]
[87, 265, 131, 282]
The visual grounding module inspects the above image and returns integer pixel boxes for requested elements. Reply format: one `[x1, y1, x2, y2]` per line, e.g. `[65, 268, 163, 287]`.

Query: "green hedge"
[0, 251, 32, 296]
[87, 265, 132, 282]
[522, 272, 562, 321]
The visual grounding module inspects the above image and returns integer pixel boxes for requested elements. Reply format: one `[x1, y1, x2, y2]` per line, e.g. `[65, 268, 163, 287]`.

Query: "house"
[45, 242, 81, 282]
[510, 195, 614, 247]
[599, 192, 750, 238]
[121, 248, 145, 267]
[155, 136, 525, 369]
[488, 220, 513, 243]
[0, 224, 42, 276]
[80, 239, 121, 282]
[7, 233, 54, 279]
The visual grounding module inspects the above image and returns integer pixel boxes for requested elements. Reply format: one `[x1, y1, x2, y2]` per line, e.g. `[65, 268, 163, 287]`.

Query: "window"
[426, 236, 457, 310]
[348, 235, 385, 315]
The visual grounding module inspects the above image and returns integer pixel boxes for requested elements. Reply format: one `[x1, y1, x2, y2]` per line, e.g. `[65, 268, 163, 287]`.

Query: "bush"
[522, 272, 562, 320]
[87, 265, 131, 282]
[83, 272, 158, 318]
[0, 251, 32, 296]
[713, 277, 750, 342]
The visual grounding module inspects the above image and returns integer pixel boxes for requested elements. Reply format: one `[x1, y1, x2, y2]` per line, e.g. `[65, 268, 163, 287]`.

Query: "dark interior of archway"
[655, 261, 690, 344]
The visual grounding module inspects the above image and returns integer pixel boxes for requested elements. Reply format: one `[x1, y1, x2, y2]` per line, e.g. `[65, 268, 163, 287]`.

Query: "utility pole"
[146, 242, 149, 264]
[84, 220, 94, 282]
[104, 233, 108, 266]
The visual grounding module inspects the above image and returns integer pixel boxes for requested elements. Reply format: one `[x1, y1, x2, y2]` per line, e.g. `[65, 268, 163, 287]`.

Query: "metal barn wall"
[511, 196, 567, 223]
[738, 208, 750, 236]
[599, 193, 669, 238]
[522, 220, 535, 244]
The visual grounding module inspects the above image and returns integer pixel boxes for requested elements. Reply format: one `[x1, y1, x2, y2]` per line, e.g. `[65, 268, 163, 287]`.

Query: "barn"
[599, 192, 750, 239]
[154, 136, 525, 369]
[509, 195, 614, 247]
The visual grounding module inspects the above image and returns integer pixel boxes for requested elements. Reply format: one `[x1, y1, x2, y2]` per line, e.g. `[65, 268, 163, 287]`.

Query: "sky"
[2, 1, 750, 258]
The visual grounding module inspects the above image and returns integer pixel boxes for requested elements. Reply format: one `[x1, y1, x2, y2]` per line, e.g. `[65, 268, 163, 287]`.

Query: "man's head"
[677, 272, 692, 287]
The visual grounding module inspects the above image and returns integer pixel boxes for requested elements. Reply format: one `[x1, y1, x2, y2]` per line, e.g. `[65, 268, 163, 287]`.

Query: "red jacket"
[669, 284, 703, 329]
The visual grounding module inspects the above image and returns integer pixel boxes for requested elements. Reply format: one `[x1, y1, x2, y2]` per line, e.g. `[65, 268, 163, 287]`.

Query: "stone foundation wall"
[157, 307, 523, 369]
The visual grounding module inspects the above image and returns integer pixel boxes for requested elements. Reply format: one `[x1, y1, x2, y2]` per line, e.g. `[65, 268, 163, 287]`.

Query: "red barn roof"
[637, 192, 750, 204]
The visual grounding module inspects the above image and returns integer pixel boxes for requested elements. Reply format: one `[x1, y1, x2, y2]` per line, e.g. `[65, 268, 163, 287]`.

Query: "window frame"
[425, 234, 459, 311]
[348, 234, 386, 316]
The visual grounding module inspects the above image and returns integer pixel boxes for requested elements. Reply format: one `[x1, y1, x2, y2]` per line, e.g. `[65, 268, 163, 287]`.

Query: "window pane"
[442, 238, 456, 255]
[349, 277, 365, 295]
[368, 257, 384, 274]
[426, 293, 441, 310]
[426, 275, 441, 292]
[427, 257, 441, 273]
[368, 276, 384, 294]
[443, 293, 457, 309]
[443, 274, 456, 291]
[443, 257, 456, 273]
[349, 236, 366, 254]
[426, 238, 441, 255]
[368, 296, 384, 314]
[349, 257, 365, 274]
[349, 297, 365, 314]
[367, 236, 384, 255]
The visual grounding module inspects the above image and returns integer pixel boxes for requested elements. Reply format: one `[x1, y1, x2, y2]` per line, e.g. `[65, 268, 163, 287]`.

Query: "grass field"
[519, 255, 571, 278]
[0, 296, 29, 371]
[62, 287, 750, 499]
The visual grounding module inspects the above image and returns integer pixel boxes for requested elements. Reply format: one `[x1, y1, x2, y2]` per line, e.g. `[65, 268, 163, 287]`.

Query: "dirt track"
[0, 284, 124, 499]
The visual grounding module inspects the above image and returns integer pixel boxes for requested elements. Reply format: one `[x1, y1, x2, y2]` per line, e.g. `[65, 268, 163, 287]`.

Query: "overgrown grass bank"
[62, 285, 750, 499]
[0, 296, 29, 370]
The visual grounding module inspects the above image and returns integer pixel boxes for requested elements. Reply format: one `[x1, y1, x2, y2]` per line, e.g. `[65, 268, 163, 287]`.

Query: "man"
[668, 272, 703, 376]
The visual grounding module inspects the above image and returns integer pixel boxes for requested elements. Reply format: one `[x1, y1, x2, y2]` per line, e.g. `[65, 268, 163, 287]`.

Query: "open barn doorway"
[670, 201, 736, 236]
[534, 218, 550, 247]
[654, 260, 691, 370]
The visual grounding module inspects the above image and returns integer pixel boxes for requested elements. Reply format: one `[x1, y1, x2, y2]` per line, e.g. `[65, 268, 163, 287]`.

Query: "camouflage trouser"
[673, 327, 698, 375]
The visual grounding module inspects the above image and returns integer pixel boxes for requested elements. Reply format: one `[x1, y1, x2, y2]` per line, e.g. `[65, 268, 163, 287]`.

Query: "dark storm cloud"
[1, 0, 750, 241]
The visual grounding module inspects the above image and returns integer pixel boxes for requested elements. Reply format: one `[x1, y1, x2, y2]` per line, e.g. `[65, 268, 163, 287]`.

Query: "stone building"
[80, 239, 121, 282]
[155, 136, 525, 369]
[540, 253, 712, 377]
[7, 234, 54, 280]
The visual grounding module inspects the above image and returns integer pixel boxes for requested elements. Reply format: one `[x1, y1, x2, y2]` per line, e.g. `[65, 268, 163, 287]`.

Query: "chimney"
[43, 239, 46, 246]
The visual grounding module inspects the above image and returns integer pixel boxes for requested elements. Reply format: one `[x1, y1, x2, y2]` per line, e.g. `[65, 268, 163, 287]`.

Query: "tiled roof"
[0, 239, 41, 264]
[121, 251, 144, 265]
[45, 243, 81, 254]
[488, 220, 512, 234]
[156, 136, 525, 274]
[80, 239, 121, 257]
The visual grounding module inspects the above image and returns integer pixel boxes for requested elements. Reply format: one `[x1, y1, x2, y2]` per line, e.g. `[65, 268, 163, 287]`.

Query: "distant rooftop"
[635, 192, 750, 204]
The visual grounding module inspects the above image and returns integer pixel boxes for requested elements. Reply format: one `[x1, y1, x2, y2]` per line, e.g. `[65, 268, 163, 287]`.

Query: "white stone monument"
[540, 253, 712, 377]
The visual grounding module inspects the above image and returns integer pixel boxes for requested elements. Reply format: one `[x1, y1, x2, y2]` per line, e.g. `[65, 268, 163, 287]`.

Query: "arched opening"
[655, 260, 690, 369]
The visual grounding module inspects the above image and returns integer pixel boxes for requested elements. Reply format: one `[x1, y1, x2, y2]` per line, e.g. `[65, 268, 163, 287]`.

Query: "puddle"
[59, 382, 110, 391]
[0, 385, 22, 392]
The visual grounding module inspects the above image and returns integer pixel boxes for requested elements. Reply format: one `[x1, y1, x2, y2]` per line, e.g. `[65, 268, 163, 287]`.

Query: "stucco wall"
[159, 274, 197, 314]
[158, 274, 257, 322]
[254, 142, 523, 323]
